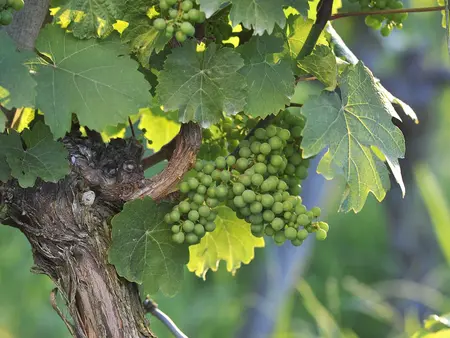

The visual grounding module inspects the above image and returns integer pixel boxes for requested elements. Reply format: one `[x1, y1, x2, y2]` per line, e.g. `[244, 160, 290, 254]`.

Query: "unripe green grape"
[290, 185, 302, 196]
[171, 225, 180, 233]
[251, 224, 264, 233]
[183, 220, 195, 232]
[203, 163, 214, 174]
[316, 229, 327, 241]
[291, 238, 303, 246]
[263, 210, 275, 222]
[240, 207, 251, 217]
[201, 175, 213, 186]
[159, 0, 169, 10]
[193, 193, 204, 205]
[253, 162, 266, 175]
[211, 169, 221, 181]
[181, 21, 196, 36]
[270, 154, 283, 167]
[295, 204, 307, 214]
[291, 126, 303, 138]
[260, 143, 271, 155]
[194, 224, 205, 236]
[199, 217, 207, 225]
[206, 198, 219, 207]
[196, 11, 206, 23]
[236, 158, 249, 171]
[251, 173, 264, 187]
[175, 30, 187, 42]
[266, 125, 277, 138]
[205, 221, 216, 232]
[188, 8, 200, 21]
[284, 211, 292, 220]
[216, 185, 228, 199]
[255, 128, 266, 140]
[271, 217, 284, 231]
[166, 0, 177, 5]
[311, 206, 321, 217]
[295, 166, 308, 179]
[297, 214, 310, 226]
[215, 156, 226, 169]
[256, 154, 266, 162]
[274, 192, 283, 202]
[272, 202, 284, 215]
[250, 141, 261, 154]
[172, 232, 185, 244]
[277, 128, 291, 141]
[242, 190, 256, 203]
[186, 233, 199, 244]
[232, 182, 245, 195]
[268, 136, 282, 150]
[196, 171, 205, 179]
[180, 182, 190, 193]
[381, 24, 392, 37]
[181, 0, 193, 12]
[169, 8, 178, 18]
[285, 163, 295, 175]
[197, 184, 207, 194]
[284, 227, 297, 240]
[283, 200, 293, 212]
[306, 211, 314, 220]
[239, 147, 251, 158]
[297, 228, 309, 240]
[169, 210, 179, 222]
[261, 194, 274, 208]
[153, 18, 166, 30]
[179, 201, 191, 213]
[198, 205, 211, 218]
[188, 210, 199, 222]
[249, 213, 264, 224]
[239, 174, 252, 186]
[277, 180, 288, 191]
[318, 221, 329, 232]
[164, 213, 173, 224]
[187, 177, 199, 190]
[233, 195, 246, 208]
[190, 202, 199, 210]
[226, 155, 236, 167]
[274, 231, 286, 244]
[289, 153, 302, 166]
[250, 201, 262, 214]
[9, 0, 23, 10]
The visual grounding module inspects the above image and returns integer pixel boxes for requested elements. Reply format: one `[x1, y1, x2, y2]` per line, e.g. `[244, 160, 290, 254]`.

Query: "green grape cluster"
[154, 0, 206, 43]
[0, 0, 24, 26]
[348, 0, 407, 36]
[165, 111, 329, 247]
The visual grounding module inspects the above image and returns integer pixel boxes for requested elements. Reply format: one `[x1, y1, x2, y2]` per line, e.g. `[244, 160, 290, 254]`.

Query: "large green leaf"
[34, 25, 151, 138]
[229, 0, 286, 35]
[198, 0, 227, 18]
[238, 34, 294, 118]
[109, 197, 189, 296]
[51, 0, 126, 38]
[187, 206, 264, 279]
[0, 121, 69, 187]
[0, 32, 36, 110]
[156, 41, 247, 126]
[301, 62, 405, 212]
[298, 45, 338, 90]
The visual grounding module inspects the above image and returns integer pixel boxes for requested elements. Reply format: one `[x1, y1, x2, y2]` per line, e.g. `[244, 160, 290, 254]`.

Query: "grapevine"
[165, 110, 329, 246]
[153, 0, 206, 42]
[0, 0, 23, 26]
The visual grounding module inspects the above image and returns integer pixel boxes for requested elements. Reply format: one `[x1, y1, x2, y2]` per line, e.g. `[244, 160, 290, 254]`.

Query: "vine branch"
[143, 298, 188, 338]
[330, 5, 445, 20]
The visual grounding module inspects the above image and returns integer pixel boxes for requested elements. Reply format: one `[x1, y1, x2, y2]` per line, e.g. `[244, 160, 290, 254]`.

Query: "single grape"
[188, 8, 201, 22]
[169, 9, 178, 18]
[295, 166, 308, 179]
[180, 21, 196, 36]
[277, 128, 291, 141]
[291, 238, 303, 246]
[250, 141, 261, 154]
[381, 24, 393, 37]
[266, 125, 277, 138]
[201, 175, 213, 186]
[284, 227, 297, 240]
[236, 158, 249, 171]
[197, 11, 206, 23]
[215, 156, 226, 169]
[197, 185, 207, 194]
[175, 30, 187, 42]
[291, 126, 303, 138]
[283, 201, 293, 212]
[311, 206, 321, 217]
[172, 232, 185, 244]
[216, 185, 228, 199]
[181, 0, 193, 12]
[239, 175, 252, 186]
[251, 173, 264, 187]
[164, 213, 173, 224]
[268, 136, 282, 150]
[159, 0, 169, 10]
[270, 155, 283, 167]
[198, 205, 211, 218]
[233, 195, 246, 208]
[274, 231, 286, 244]
[255, 128, 266, 140]
[253, 162, 267, 175]
[190, 202, 199, 210]
[263, 210, 275, 222]
[289, 153, 302, 166]
[271, 217, 284, 231]
[260, 143, 271, 155]
[207, 211, 217, 221]
[193, 193, 204, 204]
[239, 147, 252, 158]
[232, 182, 245, 195]
[188, 210, 199, 222]
[194, 223, 205, 236]
[153, 18, 166, 30]
[187, 177, 199, 190]
[261, 194, 274, 208]
[179, 182, 190, 193]
[297, 228, 309, 240]
[183, 220, 195, 232]
[206, 198, 219, 208]
[316, 229, 327, 241]
[240, 207, 251, 217]
[205, 221, 216, 232]
[277, 180, 288, 191]
[186, 233, 199, 244]
[226, 155, 236, 167]
[171, 225, 180, 233]
[207, 187, 216, 198]
[249, 213, 263, 224]
[297, 214, 310, 226]
[170, 210, 180, 222]
[265, 226, 275, 236]
[179, 201, 190, 214]
[211, 169, 221, 181]
[242, 190, 256, 203]
[250, 201, 263, 214]
[318, 221, 329, 232]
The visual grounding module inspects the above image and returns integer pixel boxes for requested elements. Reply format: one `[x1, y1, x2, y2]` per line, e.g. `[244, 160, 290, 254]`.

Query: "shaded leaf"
[198, 0, 228, 18]
[187, 206, 264, 279]
[301, 62, 405, 212]
[109, 197, 188, 296]
[156, 41, 247, 126]
[0, 121, 69, 187]
[0, 32, 36, 110]
[34, 25, 151, 138]
[238, 34, 294, 118]
[298, 45, 338, 90]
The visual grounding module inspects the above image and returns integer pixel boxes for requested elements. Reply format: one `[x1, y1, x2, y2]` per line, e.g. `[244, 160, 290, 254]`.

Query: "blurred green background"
[2, 1, 450, 337]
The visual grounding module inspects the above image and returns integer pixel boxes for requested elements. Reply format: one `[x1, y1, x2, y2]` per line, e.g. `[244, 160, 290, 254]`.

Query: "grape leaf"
[109, 197, 188, 296]
[187, 206, 264, 279]
[138, 108, 180, 152]
[298, 45, 338, 90]
[34, 25, 151, 139]
[121, 12, 171, 68]
[301, 62, 405, 213]
[156, 41, 247, 126]
[0, 112, 5, 129]
[0, 121, 70, 187]
[229, 0, 286, 35]
[51, 0, 126, 38]
[0, 32, 36, 110]
[0, 156, 10, 183]
[238, 34, 294, 118]
[198, 0, 228, 18]
[283, 0, 309, 16]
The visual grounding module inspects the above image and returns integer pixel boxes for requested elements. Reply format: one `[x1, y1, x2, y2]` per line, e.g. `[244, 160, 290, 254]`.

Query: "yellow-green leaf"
[187, 206, 264, 279]
[138, 108, 180, 152]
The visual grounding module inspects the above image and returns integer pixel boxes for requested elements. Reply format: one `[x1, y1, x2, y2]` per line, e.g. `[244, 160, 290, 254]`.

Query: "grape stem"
[143, 297, 188, 338]
[330, 5, 445, 20]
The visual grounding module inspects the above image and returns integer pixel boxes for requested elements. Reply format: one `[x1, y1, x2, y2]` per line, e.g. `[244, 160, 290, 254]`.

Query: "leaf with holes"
[229, 0, 286, 35]
[301, 62, 405, 213]
[109, 197, 189, 296]
[51, 0, 127, 38]
[187, 206, 264, 279]
[0, 121, 69, 187]
[0, 32, 36, 111]
[156, 41, 247, 126]
[34, 25, 151, 138]
[238, 34, 294, 118]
